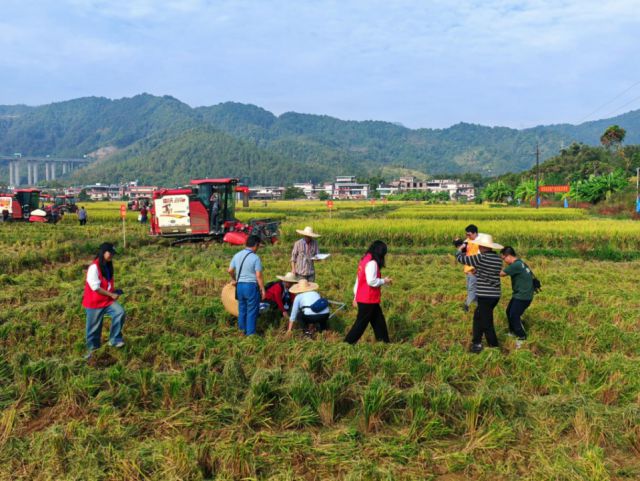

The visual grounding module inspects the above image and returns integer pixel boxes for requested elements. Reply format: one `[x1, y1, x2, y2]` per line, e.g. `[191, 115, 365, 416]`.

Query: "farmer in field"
[500, 246, 535, 347]
[228, 235, 265, 336]
[453, 224, 480, 312]
[264, 272, 298, 320]
[455, 233, 503, 353]
[291, 226, 321, 281]
[287, 279, 330, 336]
[139, 204, 148, 224]
[82, 242, 125, 357]
[344, 240, 392, 344]
[78, 206, 87, 226]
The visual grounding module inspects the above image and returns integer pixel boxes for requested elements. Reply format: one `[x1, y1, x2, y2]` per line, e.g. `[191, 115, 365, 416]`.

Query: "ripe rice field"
[1, 200, 640, 480]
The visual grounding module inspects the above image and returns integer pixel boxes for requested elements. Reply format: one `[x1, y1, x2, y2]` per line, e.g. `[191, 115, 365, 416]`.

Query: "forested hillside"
[1, 94, 640, 185]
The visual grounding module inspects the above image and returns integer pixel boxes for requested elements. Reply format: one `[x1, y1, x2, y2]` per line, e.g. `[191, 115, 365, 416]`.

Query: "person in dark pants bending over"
[456, 233, 503, 353]
[500, 246, 535, 348]
[344, 240, 392, 344]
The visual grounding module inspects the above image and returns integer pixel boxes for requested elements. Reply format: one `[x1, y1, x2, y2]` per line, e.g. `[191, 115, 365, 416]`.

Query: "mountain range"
[1, 93, 639, 186]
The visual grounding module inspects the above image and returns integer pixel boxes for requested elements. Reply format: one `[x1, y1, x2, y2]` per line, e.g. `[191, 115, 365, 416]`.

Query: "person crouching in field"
[344, 240, 392, 344]
[82, 242, 125, 357]
[455, 233, 503, 353]
[500, 246, 535, 347]
[287, 279, 330, 336]
[264, 272, 298, 321]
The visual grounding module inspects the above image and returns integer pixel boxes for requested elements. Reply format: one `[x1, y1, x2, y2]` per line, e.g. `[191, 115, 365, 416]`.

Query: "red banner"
[539, 185, 570, 193]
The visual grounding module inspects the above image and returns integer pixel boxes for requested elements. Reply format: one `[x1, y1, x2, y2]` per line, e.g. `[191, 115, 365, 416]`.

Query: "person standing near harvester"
[500, 246, 535, 347]
[455, 233, 503, 353]
[344, 240, 392, 344]
[78, 206, 87, 226]
[228, 235, 265, 336]
[82, 242, 125, 357]
[291, 226, 321, 281]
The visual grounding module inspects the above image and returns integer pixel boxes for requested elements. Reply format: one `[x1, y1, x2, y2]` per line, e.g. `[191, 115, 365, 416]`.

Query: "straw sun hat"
[289, 279, 319, 294]
[221, 283, 239, 317]
[276, 272, 299, 283]
[295, 226, 321, 238]
[470, 233, 503, 250]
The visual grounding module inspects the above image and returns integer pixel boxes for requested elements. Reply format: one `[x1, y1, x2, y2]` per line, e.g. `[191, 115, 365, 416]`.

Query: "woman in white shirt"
[344, 240, 392, 344]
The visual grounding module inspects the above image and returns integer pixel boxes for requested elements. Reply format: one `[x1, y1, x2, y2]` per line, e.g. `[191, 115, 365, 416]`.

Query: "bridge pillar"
[51, 163, 56, 180]
[62, 162, 68, 175]
[8, 161, 13, 186]
[33, 163, 39, 185]
[13, 161, 20, 186]
[27, 163, 33, 185]
[45, 163, 50, 181]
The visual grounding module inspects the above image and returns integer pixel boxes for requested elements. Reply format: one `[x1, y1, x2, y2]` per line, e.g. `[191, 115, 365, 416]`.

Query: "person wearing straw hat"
[263, 272, 299, 320]
[291, 226, 321, 282]
[288, 279, 330, 336]
[455, 233, 503, 353]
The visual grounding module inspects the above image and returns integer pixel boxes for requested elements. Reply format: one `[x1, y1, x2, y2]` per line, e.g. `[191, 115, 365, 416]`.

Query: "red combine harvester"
[53, 194, 78, 214]
[150, 178, 279, 245]
[0, 189, 55, 223]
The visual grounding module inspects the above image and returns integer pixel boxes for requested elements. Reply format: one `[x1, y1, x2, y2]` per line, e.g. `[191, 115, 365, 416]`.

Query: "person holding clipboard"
[291, 226, 325, 282]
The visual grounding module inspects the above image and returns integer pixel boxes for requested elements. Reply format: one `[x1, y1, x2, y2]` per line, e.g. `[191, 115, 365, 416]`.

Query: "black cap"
[98, 242, 117, 255]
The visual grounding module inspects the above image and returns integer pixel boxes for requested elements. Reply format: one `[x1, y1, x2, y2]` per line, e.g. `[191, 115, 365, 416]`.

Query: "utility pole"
[535, 143, 540, 209]
[636, 167, 640, 214]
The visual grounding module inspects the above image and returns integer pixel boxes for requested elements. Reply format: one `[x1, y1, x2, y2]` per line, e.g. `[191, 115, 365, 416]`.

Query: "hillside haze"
[1, 94, 639, 185]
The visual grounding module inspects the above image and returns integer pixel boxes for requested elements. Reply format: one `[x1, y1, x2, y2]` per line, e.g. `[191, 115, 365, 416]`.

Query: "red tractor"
[0, 189, 57, 223]
[150, 178, 279, 245]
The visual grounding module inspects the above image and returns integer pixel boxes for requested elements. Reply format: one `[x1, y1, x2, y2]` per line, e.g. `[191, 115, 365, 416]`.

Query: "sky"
[1, 0, 639, 129]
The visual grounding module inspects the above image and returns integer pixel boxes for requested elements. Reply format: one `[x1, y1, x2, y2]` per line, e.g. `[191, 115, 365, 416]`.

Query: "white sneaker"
[515, 339, 525, 349]
[110, 341, 125, 348]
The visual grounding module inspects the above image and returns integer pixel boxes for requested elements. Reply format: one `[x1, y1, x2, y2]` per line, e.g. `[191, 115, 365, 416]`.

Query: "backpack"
[523, 262, 542, 293]
[303, 298, 330, 313]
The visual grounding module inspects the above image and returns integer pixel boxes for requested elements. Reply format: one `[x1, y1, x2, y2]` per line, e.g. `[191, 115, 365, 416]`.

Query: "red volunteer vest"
[82, 259, 115, 309]
[355, 253, 381, 304]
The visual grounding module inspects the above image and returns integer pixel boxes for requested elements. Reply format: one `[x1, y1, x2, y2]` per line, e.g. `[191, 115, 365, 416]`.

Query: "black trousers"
[299, 312, 329, 331]
[506, 298, 531, 339]
[344, 303, 389, 344]
[473, 297, 500, 346]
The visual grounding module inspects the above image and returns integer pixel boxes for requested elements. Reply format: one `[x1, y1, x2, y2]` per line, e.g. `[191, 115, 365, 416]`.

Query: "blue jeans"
[237, 282, 260, 335]
[85, 302, 125, 350]
[466, 274, 477, 307]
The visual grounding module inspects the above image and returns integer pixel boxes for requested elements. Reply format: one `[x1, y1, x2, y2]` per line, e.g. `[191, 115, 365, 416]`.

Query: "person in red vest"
[344, 240, 392, 344]
[263, 272, 298, 320]
[82, 242, 125, 357]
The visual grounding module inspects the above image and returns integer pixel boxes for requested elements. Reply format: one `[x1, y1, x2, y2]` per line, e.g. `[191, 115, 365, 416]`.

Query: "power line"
[576, 79, 640, 124]
[601, 92, 640, 119]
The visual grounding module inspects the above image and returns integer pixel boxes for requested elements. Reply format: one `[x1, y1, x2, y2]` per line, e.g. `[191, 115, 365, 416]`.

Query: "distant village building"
[332, 176, 369, 199]
[249, 186, 286, 200]
[378, 176, 475, 200]
[84, 184, 121, 201]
